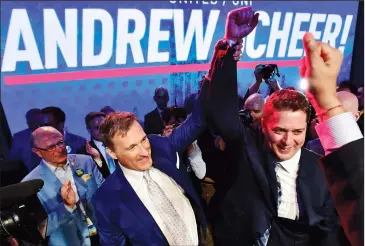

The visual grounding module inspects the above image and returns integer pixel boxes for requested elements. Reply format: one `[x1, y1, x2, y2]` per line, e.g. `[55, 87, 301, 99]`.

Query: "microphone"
[0, 179, 44, 210]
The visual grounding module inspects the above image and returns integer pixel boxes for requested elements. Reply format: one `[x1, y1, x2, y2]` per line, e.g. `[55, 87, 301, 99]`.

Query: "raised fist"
[225, 7, 259, 42]
[300, 32, 343, 110]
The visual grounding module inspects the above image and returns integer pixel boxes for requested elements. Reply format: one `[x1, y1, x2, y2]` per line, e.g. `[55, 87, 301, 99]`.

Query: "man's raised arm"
[201, 7, 259, 141]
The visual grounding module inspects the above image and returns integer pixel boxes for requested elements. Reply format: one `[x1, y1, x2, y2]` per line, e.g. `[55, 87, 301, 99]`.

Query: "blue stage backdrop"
[1, 1, 359, 138]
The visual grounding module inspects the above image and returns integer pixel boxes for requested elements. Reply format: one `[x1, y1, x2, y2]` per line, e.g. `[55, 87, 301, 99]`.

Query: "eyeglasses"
[35, 140, 66, 152]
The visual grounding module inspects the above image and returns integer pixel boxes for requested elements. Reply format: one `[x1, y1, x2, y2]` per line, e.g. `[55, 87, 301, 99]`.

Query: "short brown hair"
[263, 89, 311, 122]
[99, 112, 138, 150]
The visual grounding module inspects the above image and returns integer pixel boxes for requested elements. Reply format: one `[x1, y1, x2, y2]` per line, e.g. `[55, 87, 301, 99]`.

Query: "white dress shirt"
[275, 149, 301, 220]
[187, 140, 207, 179]
[120, 164, 199, 246]
[315, 112, 363, 155]
[44, 160, 79, 212]
[93, 139, 107, 162]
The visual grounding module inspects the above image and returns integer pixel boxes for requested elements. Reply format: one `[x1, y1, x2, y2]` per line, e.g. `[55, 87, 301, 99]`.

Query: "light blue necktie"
[106, 151, 116, 174]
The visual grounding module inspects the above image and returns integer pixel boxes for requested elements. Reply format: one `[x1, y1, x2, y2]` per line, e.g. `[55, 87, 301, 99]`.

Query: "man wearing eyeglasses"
[22, 126, 104, 246]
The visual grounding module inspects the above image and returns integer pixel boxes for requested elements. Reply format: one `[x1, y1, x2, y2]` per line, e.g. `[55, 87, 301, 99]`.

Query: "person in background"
[240, 92, 265, 129]
[22, 126, 104, 246]
[337, 80, 358, 95]
[161, 106, 207, 182]
[306, 91, 360, 156]
[100, 106, 115, 115]
[8, 108, 44, 172]
[41, 106, 85, 154]
[144, 87, 169, 135]
[300, 33, 363, 246]
[77, 112, 117, 179]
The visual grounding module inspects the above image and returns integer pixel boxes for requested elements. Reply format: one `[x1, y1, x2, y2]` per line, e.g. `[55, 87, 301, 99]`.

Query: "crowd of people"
[1, 7, 363, 246]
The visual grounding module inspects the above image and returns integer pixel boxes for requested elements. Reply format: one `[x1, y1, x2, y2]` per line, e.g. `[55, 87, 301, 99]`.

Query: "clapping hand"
[61, 180, 76, 208]
[85, 140, 100, 159]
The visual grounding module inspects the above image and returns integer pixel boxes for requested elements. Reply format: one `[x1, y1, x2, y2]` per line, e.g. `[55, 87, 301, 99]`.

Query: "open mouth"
[278, 146, 291, 154]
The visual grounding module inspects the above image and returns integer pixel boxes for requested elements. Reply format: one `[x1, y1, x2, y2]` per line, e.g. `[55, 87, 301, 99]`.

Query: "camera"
[0, 179, 48, 245]
[239, 108, 254, 127]
[255, 64, 280, 81]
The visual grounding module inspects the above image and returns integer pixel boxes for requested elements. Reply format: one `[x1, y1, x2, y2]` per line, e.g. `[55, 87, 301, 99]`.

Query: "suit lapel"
[297, 150, 315, 223]
[153, 108, 164, 130]
[246, 139, 277, 212]
[90, 140, 107, 164]
[38, 162, 64, 203]
[68, 156, 89, 199]
[114, 164, 168, 244]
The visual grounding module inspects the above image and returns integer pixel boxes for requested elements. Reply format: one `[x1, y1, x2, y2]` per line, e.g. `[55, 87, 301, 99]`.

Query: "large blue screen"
[1, 1, 359, 137]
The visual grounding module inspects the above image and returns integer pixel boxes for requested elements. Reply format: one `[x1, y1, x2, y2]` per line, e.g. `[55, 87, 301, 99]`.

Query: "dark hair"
[25, 108, 42, 121]
[99, 112, 138, 150]
[100, 106, 115, 114]
[161, 106, 187, 124]
[85, 112, 106, 129]
[337, 80, 358, 95]
[41, 107, 66, 123]
[154, 87, 169, 97]
[264, 89, 311, 122]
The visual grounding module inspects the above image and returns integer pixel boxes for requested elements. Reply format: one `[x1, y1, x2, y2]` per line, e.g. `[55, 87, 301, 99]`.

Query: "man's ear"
[355, 111, 360, 121]
[86, 127, 91, 135]
[106, 147, 118, 160]
[261, 118, 266, 133]
[32, 148, 42, 158]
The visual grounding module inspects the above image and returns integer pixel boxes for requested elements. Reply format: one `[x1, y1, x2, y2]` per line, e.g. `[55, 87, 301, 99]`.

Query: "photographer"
[241, 64, 281, 108]
[239, 93, 265, 129]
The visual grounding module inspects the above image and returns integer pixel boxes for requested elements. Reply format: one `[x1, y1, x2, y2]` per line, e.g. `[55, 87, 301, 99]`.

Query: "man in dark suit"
[8, 108, 44, 171]
[201, 8, 346, 245]
[77, 112, 117, 179]
[42, 106, 85, 153]
[91, 30, 245, 244]
[144, 87, 169, 135]
[299, 33, 364, 246]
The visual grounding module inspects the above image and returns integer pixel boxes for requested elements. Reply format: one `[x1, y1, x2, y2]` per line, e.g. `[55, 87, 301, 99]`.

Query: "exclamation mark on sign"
[338, 15, 353, 54]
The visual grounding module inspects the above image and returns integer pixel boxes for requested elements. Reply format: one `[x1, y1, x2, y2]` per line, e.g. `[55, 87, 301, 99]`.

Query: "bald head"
[31, 126, 67, 166]
[31, 126, 63, 148]
[337, 91, 359, 119]
[244, 93, 265, 111]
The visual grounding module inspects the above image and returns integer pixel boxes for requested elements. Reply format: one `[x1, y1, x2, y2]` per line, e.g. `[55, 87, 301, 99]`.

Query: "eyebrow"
[126, 135, 147, 150]
[272, 127, 306, 132]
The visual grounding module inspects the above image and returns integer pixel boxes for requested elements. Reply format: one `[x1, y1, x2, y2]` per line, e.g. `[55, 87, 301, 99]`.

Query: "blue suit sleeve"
[88, 156, 104, 188]
[93, 199, 127, 246]
[166, 83, 207, 153]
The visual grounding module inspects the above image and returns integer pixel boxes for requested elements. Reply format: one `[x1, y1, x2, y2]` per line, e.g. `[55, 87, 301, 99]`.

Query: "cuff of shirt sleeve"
[315, 112, 363, 155]
[226, 39, 236, 47]
[187, 141, 200, 159]
[93, 158, 103, 168]
[64, 203, 76, 213]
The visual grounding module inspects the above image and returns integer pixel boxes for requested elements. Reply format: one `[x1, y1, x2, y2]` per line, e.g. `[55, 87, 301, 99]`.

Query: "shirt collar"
[277, 149, 301, 175]
[43, 159, 70, 173]
[119, 163, 146, 188]
[93, 139, 105, 150]
[156, 107, 164, 115]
